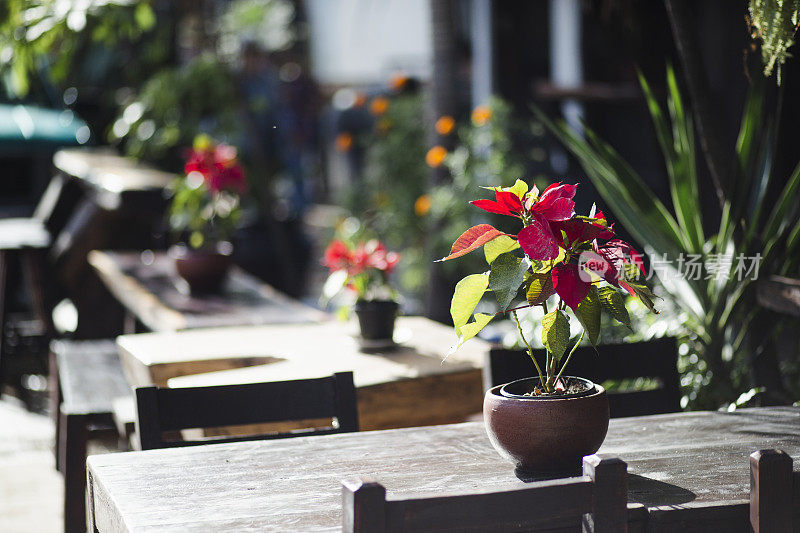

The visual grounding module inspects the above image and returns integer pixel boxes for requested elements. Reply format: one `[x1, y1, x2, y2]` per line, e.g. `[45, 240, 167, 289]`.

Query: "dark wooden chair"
[0, 174, 83, 391]
[750, 449, 794, 533]
[486, 337, 681, 418]
[343, 454, 629, 532]
[134, 371, 359, 450]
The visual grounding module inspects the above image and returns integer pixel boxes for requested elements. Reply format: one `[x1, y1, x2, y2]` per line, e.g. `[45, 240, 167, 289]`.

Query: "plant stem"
[554, 328, 586, 386]
[512, 310, 545, 386]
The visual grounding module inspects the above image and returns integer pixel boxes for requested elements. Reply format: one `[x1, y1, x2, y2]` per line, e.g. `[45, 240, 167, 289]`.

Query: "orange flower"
[472, 105, 492, 126]
[369, 97, 390, 116]
[414, 194, 432, 216]
[435, 115, 455, 135]
[389, 72, 409, 91]
[426, 146, 448, 168]
[335, 132, 353, 152]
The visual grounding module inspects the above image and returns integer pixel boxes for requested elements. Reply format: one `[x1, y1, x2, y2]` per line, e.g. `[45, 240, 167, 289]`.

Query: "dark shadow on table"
[628, 473, 696, 506]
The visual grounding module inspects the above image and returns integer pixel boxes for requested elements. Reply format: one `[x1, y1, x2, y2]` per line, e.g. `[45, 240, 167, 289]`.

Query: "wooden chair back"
[750, 449, 794, 532]
[486, 337, 680, 418]
[135, 371, 359, 450]
[33, 173, 84, 236]
[343, 455, 628, 532]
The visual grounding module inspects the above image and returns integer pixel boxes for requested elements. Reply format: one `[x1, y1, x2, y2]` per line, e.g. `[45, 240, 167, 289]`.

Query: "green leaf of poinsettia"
[489, 252, 527, 311]
[526, 271, 555, 305]
[445, 312, 495, 360]
[484, 235, 520, 265]
[451, 274, 489, 336]
[620, 263, 660, 314]
[542, 309, 570, 360]
[575, 285, 601, 346]
[598, 286, 631, 327]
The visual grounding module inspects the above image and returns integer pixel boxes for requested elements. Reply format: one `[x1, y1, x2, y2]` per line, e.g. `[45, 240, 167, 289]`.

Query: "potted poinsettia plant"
[322, 239, 401, 342]
[168, 135, 246, 293]
[440, 179, 658, 475]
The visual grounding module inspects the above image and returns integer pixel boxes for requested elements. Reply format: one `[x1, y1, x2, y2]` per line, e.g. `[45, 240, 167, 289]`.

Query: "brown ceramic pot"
[170, 243, 232, 294]
[484, 377, 609, 476]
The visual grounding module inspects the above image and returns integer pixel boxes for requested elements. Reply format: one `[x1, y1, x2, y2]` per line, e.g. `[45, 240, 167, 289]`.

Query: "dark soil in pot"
[500, 376, 596, 399]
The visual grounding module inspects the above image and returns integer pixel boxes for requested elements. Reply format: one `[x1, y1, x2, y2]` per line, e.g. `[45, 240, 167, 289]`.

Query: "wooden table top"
[117, 316, 487, 389]
[88, 407, 800, 532]
[54, 148, 174, 193]
[89, 250, 327, 332]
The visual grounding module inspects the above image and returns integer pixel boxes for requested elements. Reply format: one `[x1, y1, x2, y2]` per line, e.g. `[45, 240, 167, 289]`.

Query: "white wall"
[305, 0, 432, 85]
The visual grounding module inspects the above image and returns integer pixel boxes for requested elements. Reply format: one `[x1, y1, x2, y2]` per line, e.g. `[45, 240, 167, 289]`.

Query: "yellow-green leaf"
[506, 179, 529, 199]
[575, 285, 601, 346]
[450, 274, 489, 336]
[526, 272, 555, 305]
[542, 309, 570, 360]
[484, 235, 520, 265]
[446, 313, 495, 359]
[598, 286, 630, 327]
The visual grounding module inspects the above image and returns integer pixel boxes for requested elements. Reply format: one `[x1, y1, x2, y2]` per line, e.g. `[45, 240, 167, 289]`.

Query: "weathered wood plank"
[87, 408, 800, 532]
[89, 250, 327, 332]
[151, 318, 488, 430]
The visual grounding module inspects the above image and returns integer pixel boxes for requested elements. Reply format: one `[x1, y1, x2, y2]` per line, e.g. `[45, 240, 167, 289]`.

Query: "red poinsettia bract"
[444, 181, 646, 310]
[184, 143, 248, 193]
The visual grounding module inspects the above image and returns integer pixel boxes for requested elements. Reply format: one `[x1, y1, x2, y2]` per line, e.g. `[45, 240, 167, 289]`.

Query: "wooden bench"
[49, 339, 130, 533]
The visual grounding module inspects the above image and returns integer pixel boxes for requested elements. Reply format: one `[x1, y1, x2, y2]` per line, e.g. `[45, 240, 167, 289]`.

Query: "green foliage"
[598, 286, 631, 328]
[575, 285, 601, 346]
[450, 274, 489, 336]
[542, 310, 570, 361]
[168, 180, 242, 249]
[342, 93, 429, 293]
[537, 66, 800, 408]
[109, 55, 240, 165]
[488, 252, 527, 311]
[749, 0, 800, 84]
[219, 0, 296, 56]
[0, 0, 157, 96]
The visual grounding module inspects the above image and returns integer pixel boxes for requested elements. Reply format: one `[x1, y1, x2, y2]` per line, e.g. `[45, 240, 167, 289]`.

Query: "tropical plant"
[169, 136, 246, 250]
[534, 67, 800, 407]
[440, 180, 659, 394]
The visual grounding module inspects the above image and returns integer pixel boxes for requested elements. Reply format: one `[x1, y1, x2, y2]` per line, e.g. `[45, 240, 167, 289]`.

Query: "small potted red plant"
[168, 135, 246, 293]
[440, 179, 659, 475]
[322, 239, 401, 343]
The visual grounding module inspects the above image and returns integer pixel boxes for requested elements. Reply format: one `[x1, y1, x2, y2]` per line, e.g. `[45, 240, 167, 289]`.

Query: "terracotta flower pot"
[169, 243, 232, 294]
[354, 299, 398, 341]
[484, 377, 609, 477]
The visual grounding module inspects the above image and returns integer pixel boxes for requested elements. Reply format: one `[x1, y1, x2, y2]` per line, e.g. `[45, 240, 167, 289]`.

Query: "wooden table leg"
[60, 409, 89, 533]
[50, 348, 62, 472]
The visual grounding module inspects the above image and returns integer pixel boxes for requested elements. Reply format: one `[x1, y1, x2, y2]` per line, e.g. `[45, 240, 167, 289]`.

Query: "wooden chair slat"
[135, 371, 359, 450]
[486, 337, 680, 418]
[343, 455, 628, 533]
